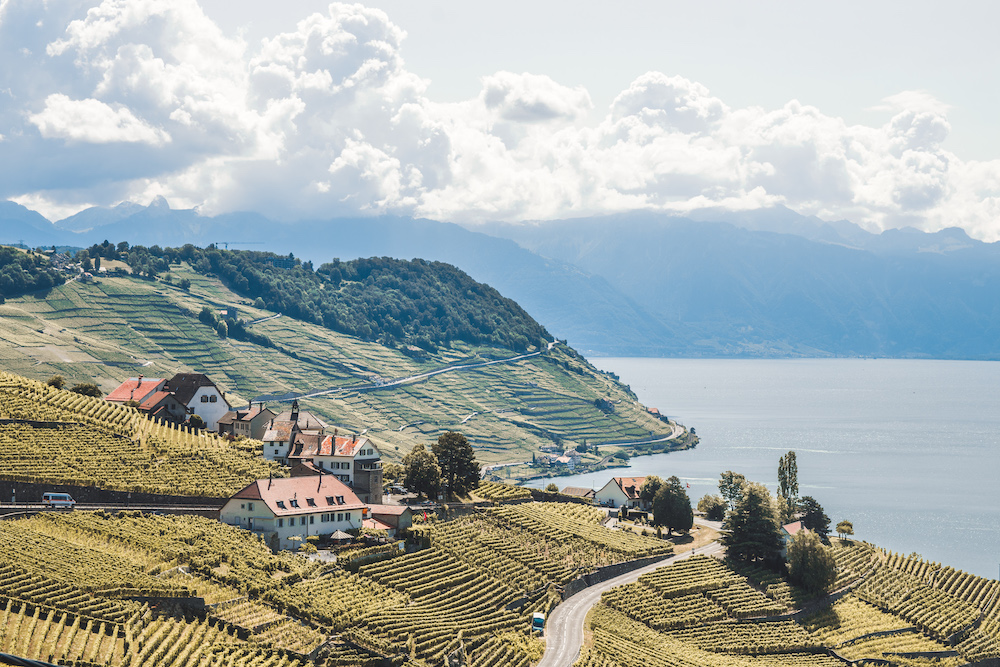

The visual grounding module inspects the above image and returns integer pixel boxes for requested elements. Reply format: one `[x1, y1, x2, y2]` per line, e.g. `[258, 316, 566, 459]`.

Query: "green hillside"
[0, 260, 678, 464]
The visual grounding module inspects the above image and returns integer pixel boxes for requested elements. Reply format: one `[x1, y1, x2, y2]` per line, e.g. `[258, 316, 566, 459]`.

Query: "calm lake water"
[526, 358, 1000, 579]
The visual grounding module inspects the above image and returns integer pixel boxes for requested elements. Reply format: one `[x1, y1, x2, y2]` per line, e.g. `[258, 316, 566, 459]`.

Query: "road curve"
[537, 540, 725, 667]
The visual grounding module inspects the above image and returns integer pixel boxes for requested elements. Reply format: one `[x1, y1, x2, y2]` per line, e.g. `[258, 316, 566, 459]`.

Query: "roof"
[609, 477, 647, 500]
[367, 504, 411, 517]
[263, 420, 296, 443]
[271, 409, 327, 432]
[292, 434, 372, 458]
[231, 476, 365, 517]
[219, 404, 275, 426]
[105, 377, 165, 403]
[138, 391, 183, 411]
[167, 373, 224, 405]
[561, 487, 596, 498]
[782, 521, 806, 537]
[363, 518, 393, 532]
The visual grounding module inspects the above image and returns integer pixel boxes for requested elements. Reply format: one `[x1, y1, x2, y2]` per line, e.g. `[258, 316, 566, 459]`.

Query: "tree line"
[0, 246, 66, 300]
[80, 241, 551, 353]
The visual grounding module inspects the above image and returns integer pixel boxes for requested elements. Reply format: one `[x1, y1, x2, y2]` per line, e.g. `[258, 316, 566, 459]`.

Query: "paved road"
[537, 539, 725, 667]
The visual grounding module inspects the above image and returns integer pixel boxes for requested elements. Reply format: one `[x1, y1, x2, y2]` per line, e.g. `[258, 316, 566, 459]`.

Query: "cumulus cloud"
[2, 0, 1000, 239]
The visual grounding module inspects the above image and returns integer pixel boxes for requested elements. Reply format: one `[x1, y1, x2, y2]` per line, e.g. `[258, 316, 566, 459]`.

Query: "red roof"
[106, 378, 165, 404]
[292, 434, 373, 458]
[615, 476, 647, 500]
[363, 518, 393, 532]
[231, 476, 365, 517]
[367, 504, 410, 517]
[782, 521, 805, 537]
[138, 391, 179, 410]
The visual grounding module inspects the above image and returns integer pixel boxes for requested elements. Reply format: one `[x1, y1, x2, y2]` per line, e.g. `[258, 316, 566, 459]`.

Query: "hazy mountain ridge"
[6, 199, 1000, 359]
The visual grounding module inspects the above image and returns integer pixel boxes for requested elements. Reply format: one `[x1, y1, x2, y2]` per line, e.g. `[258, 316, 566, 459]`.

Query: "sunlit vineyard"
[473, 480, 533, 501]
[0, 371, 284, 497]
[580, 542, 1000, 667]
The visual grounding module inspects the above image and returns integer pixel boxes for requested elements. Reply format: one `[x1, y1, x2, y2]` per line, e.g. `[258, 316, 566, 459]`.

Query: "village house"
[595, 476, 648, 509]
[261, 400, 327, 464]
[105, 377, 187, 424]
[366, 504, 413, 537]
[287, 432, 383, 504]
[220, 474, 366, 552]
[166, 373, 231, 431]
[218, 402, 277, 440]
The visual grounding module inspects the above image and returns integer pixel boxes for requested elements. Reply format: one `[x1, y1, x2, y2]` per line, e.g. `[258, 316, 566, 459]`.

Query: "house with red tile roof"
[137, 391, 188, 424]
[366, 504, 413, 535]
[595, 476, 648, 509]
[221, 474, 366, 551]
[105, 376, 167, 406]
[780, 520, 808, 558]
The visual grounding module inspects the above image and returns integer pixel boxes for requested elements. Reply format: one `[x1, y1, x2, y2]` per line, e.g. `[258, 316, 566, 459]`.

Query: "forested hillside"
[84, 242, 550, 353]
[0, 246, 66, 300]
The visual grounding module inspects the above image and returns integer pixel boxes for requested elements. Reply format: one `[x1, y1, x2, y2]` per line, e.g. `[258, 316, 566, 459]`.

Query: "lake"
[525, 358, 1000, 579]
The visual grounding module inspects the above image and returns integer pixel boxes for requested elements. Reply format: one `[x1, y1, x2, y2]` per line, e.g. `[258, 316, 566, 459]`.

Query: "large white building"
[166, 373, 232, 431]
[221, 475, 366, 551]
[595, 476, 648, 509]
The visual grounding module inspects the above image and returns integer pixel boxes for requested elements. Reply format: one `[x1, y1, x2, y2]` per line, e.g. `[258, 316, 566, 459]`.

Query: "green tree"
[722, 481, 782, 564]
[69, 382, 102, 397]
[777, 451, 799, 522]
[179, 278, 191, 290]
[545, 483, 559, 493]
[432, 431, 480, 499]
[718, 471, 747, 512]
[216, 320, 228, 339]
[786, 530, 837, 593]
[188, 414, 207, 430]
[652, 476, 693, 536]
[403, 443, 441, 499]
[382, 462, 404, 491]
[798, 496, 831, 543]
[836, 520, 854, 540]
[46, 375, 66, 390]
[639, 475, 664, 504]
[697, 494, 726, 521]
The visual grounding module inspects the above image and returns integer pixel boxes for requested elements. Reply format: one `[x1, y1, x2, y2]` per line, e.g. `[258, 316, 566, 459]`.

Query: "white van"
[42, 492, 76, 509]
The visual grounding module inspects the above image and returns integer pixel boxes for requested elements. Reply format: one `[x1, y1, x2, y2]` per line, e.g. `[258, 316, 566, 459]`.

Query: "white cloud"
[30, 93, 170, 144]
[2, 1, 1000, 240]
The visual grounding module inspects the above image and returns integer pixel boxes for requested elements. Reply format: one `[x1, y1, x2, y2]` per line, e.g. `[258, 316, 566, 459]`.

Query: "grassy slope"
[0, 265, 673, 463]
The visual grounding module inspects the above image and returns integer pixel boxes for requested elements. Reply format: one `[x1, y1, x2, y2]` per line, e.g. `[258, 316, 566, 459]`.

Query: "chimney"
[268, 473, 272, 489]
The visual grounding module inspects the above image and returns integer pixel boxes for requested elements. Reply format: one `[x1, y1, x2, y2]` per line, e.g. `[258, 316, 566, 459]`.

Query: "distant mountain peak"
[148, 195, 170, 210]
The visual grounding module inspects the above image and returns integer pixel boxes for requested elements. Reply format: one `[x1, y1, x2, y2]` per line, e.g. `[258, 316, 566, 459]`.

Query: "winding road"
[537, 536, 724, 667]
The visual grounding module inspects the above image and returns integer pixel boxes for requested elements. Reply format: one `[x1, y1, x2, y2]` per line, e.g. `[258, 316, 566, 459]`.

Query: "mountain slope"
[0, 264, 676, 464]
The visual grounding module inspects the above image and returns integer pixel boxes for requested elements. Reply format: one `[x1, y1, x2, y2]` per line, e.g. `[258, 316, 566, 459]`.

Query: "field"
[0, 502, 671, 667]
[580, 541, 998, 667]
[0, 267, 676, 464]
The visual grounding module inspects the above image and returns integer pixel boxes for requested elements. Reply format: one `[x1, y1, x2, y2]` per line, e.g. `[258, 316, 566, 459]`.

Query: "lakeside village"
[85, 372, 711, 554]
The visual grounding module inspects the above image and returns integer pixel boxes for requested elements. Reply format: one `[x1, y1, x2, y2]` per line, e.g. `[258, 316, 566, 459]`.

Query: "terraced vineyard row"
[0, 371, 284, 497]
[474, 480, 533, 501]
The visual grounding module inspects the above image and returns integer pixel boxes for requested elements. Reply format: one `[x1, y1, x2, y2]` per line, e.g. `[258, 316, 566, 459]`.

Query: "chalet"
[218, 403, 277, 440]
[166, 373, 231, 431]
[595, 476, 648, 509]
[220, 475, 366, 551]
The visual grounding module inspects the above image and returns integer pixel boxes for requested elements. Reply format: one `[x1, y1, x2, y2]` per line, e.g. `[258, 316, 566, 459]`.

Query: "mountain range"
[4, 198, 1000, 359]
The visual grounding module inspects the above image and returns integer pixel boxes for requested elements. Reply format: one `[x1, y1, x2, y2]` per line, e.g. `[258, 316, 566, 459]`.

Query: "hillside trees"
[798, 496, 831, 543]
[836, 520, 854, 540]
[432, 431, 480, 499]
[777, 451, 798, 523]
[722, 482, 782, 564]
[639, 476, 664, 504]
[718, 471, 747, 512]
[697, 494, 726, 521]
[786, 530, 837, 593]
[0, 247, 65, 298]
[652, 476, 693, 535]
[403, 444, 441, 499]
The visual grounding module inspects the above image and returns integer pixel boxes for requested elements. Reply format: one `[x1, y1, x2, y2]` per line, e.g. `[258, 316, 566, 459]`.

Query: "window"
[310, 516, 314, 524]
[290, 499, 299, 508]
[306, 498, 316, 507]
[201, 395, 209, 403]
[326, 496, 336, 505]
[335, 495, 344, 505]
[278, 519, 284, 527]
[317, 461, 324, 469]
[344, 512, 351, 521]
[209, 395, 217, 402]
[276, 501, 285, 509]
[337, 513, 342, 522]
[240, 503, 245, 509]
[248, 503, 254, 511]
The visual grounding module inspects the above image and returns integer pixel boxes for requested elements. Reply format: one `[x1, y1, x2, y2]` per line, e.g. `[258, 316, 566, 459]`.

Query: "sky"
[2, 0, 999, 239]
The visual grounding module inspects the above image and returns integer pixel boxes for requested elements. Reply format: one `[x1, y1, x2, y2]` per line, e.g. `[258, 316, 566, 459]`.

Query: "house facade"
[220, 475, 366, 551]
[166, 373, 231, 431]
[595, 476, 648, 509]
[289, 433, 383, 504]
[218, 403, 277, 440]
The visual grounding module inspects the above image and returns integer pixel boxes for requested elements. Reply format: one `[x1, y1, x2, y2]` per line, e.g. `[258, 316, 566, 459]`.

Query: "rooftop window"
[290, 499, 299, 508]
[336, 495, 345, 505]
[276, 500, 285, 508]
[326, 496, 336, 505]
[306, 498, 316, 507]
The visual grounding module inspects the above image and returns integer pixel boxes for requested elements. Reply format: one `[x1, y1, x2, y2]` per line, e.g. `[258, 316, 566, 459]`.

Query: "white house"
[261, 400, 327, 463]
[221, 474, 366, 551]
[166, 373, 231, 431]
[780, 520, 807, 558]
[595, 476, 648, 509]
[289, 433, 383, 504]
